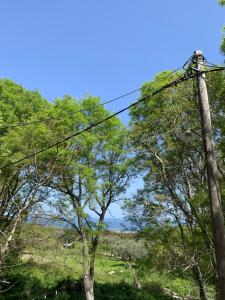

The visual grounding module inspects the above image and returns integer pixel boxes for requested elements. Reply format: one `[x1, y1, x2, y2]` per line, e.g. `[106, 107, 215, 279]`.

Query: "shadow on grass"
[111, 262, 127, 268]
[0, 275, 173, 300]
[94, 281, 173, 300]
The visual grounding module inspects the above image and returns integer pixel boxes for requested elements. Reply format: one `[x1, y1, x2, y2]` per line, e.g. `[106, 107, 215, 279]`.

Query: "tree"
[218, 0, 225, 54]
[0, 80, 54, 281]
[125, 70, 225, 299]
[219, 0, 225, 5]
[39, 95, 134, 300]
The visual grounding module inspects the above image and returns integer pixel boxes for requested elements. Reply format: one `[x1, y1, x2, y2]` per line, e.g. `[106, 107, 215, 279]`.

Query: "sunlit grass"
[2, 225, 214, 299]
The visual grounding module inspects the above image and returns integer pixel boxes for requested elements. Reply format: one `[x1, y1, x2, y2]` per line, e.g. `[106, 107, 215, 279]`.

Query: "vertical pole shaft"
[194, 50, 225, 299]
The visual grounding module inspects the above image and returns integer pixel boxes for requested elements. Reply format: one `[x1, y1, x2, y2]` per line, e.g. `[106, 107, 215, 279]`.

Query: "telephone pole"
[193, 50, 225, 299]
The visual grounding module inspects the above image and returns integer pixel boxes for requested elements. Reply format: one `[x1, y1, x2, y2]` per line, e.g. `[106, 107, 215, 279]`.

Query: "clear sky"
[0, 0, 224, 217]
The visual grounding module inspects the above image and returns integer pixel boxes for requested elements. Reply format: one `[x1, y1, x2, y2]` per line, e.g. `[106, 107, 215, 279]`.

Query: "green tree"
[40, 96, 134, 300]
[125, 69, 225, 299]
[218, 0, 225, 54]
[0, 79, 52, 270]
[106, 235, 147, 289]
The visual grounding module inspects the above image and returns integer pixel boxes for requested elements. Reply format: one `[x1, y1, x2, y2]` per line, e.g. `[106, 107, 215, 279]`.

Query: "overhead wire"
[0, 71, 192, 170]
[183, 54, 225, 73]
[182, 55, 194, 70]
[204, 67, 225, 73]
[0, 66, 223, 170]
[0, 67, 183, 131]
[0, 62, 224, 298]
[0, 59, 222, 300]
[0, 88, 140, 131]
[204, 59, 225, 68]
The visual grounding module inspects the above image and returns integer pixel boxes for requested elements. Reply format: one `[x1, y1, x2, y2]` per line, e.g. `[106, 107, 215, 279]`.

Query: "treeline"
[124, 69, 225, 300]
[0, 78, 137, 299]
[0, 66, 225, 300]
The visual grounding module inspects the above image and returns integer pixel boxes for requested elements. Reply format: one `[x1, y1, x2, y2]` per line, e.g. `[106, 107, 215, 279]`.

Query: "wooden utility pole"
[194, 50, 225, 299]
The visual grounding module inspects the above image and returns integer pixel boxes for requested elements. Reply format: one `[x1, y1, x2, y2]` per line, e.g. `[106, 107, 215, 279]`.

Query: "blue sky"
[0, 0, 224, 217]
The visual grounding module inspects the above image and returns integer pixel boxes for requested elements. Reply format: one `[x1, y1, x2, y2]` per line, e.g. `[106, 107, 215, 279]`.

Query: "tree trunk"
[193, 264, 208, 300]
[133, 273, 141, 289]
[84, 274, 94, 300]
[83, 238, 95, 300]
[83, 210, 106, 300]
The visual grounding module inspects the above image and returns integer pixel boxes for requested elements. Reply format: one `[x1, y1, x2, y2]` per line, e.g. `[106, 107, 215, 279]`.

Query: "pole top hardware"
[194, 50, 203, 56]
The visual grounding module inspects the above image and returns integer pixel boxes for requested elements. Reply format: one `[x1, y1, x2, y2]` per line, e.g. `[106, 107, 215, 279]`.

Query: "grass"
[0, 225, 212, 299]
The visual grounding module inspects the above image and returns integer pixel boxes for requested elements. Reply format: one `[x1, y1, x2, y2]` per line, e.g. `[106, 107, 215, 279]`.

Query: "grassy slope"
[1, 225, 214, 299]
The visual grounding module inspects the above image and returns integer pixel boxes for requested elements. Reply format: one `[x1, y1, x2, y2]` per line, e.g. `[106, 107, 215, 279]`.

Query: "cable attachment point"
[187, 50, 206, 74]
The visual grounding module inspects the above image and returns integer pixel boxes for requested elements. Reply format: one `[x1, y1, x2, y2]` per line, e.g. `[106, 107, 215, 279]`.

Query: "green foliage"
[0, 79, 52, 267]
[218, 1, 225, 54]
[0, 79, 50, 163]
[0, 78, 136, 300]
[1, 225, 201, 299]
[221, 27, 225, 55]
[104, 235, 147, 261]
[125, 69, 225, 297]
[42, 95, 133, 215]
[218, 0, 225, 6]
[1, 65, 223, 299]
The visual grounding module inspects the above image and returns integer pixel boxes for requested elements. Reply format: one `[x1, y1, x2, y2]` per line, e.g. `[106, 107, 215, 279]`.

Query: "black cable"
[0, 72, 189, 170]
[205, 59, 225, 68]
[204, 67, 225, 73]
[0, 88, 141, 130]
[1, 67, 221, 170]
[0, 67, 183, 131]
[183, 55, 193, 70]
